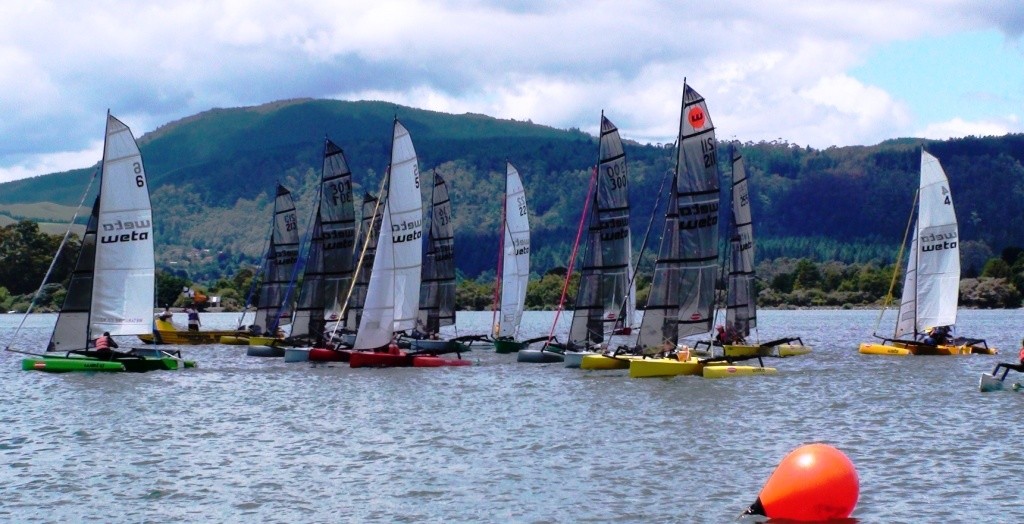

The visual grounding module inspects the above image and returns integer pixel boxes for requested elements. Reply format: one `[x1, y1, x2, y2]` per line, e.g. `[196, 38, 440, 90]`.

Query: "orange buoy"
[745, 443, 858, 521]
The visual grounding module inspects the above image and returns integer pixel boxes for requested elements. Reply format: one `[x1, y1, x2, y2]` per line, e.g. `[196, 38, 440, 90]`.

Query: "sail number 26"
[133, 162, 145, 187]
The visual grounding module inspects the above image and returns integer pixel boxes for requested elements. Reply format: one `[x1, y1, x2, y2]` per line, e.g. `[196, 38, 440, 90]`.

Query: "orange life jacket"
[95, 336, 110, 350]
[1017, 346, 1024, 362]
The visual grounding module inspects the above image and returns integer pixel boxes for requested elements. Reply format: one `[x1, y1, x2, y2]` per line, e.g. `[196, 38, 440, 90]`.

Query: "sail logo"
[510, 237, 530, 256]
[322, 228, 355, 251]
[919, 231, 958, 252]
[678, 201, 718, 230]
[688, 106, 706, 129]
[274, 248, 298, 266]
[392, 218, 422, 243]
[100, 219, 151, 243]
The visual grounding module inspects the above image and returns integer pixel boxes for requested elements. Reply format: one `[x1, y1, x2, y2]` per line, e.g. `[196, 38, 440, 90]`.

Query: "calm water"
[1, 309, 1022, 523]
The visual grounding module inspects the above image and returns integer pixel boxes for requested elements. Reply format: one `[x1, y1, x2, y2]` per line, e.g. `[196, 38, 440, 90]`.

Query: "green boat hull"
[22, 355, 197, 373]
[493, 338, 527, 354]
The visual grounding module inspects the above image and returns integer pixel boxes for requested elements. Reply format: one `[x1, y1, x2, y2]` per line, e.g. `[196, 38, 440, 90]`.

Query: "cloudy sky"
[1, 0, 1021, 183]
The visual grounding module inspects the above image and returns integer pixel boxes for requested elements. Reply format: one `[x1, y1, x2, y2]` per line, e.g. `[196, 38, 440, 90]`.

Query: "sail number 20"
[133, 162, 145, 187]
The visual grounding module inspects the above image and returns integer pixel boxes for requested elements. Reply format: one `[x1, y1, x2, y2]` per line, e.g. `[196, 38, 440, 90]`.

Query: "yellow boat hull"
[248, 336, 280, 346]
[580, 354, 637, 370]
[629, 357, 703, 378]
[776, 344, 812, 357]
[137, 320, 242, 345]
[722, 344, 771, 358]
[859, 341, 990, 356]
[219, 335, 250, 345]
[702, 365, 778, 379]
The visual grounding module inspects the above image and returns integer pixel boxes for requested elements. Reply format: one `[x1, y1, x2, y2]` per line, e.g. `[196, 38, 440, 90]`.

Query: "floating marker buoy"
[745, 443, 858, 521]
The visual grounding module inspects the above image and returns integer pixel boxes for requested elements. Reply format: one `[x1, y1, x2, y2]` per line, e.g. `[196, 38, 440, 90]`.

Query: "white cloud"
[0, 141, 103, 184]
[1, 0, 1022, 182]
[918, 116, 1020, 140]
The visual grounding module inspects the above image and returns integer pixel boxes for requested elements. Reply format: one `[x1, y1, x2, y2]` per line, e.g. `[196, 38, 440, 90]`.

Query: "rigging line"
[5, 167, 99, 353]
[544, 166, 598, 350]
[330, 167, 390, 342]
[873, 188, 919, 338]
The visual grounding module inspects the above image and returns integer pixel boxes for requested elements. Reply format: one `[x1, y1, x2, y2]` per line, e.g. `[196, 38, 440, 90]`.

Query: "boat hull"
[628, 357, 703, 378]
[247, 345, 285, 358]
[219, 335, 250, 345]
[409, 339, 455, 353]
[563, 351, 598, 368]
[22, 357, 125, 373]
[493, 338, 527, 354]
[859, 341, 988, 356]
[776, 344, 813, 357]
[309, 348, 353, 362]
[722, 344, 772, 358]
[350, 351, 413, 368]
[580, 354, 637, 370]
[412, 355, 472, 367]
[702, 365, 777, 379]
[517, 349, 564, 363]
[137, 319, 238, 345]
[284, 347, 310, 362]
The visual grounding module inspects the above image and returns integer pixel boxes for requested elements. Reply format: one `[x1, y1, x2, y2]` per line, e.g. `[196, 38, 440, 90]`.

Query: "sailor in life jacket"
[94, 331, 119, 357]
[991, 339, 1024, 380]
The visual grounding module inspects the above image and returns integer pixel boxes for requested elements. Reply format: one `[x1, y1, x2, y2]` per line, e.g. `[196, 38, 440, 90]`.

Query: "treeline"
[3, 221, 1023, 314]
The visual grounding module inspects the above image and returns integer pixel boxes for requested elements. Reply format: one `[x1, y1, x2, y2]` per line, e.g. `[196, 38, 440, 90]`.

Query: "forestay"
[496, 162, 531, 338]
[49, 114, 155, 351]
[354, 120, 424, 349]
[569, 114, 633, 344]
[895, 150, 959, 337]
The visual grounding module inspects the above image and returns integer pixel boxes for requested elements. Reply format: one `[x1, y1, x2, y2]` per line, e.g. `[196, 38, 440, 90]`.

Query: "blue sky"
[0, 1, 1021, 183]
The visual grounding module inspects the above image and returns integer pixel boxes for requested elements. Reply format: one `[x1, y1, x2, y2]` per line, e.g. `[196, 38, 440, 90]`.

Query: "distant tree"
[981, 258, 1012, 279]
[156, 271, 189, 308]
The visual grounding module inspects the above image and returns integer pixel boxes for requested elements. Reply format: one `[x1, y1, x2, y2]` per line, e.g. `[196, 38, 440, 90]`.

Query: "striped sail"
[725, 150, 756, 337]
[895, 150, 959, 337]
[291, 139, 357, 343]
[354, 120, 424, 349]
[253, 185, 300, 334]
[569, 114, 632, 344]
[674, 83, 719, 339]
[418, 171, 456, 333]
[49, 113, 154, 350]
[495, 162, 531, 338]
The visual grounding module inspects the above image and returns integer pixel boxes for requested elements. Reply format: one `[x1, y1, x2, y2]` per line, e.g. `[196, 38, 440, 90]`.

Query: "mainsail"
[253, 185, 300, 335]
[895, 150, 959, 337]
[569, 114, 633, 345]
[494, 162, 531, 338]
[49, 113, 155, 351]
[353, 120, 424, 349]
[291, 139, 357, 344]
[637, 83, 718, 349]
[725, 149, 756, 338]
[418, 171, 456, 334]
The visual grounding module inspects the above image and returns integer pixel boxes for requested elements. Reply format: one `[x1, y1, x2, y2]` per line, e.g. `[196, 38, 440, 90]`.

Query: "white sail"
[50, 114, 154, 349]
[354, 120, 424, 349]
[895, 150, 959, 337]
[497, 162, 530, 338]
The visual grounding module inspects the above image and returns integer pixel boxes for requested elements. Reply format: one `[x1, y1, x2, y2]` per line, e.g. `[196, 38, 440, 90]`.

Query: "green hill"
[2, 98, 1023, 285]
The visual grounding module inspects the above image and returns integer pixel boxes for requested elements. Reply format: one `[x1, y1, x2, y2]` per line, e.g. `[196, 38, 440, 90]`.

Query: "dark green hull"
[493, 338, 527, 354]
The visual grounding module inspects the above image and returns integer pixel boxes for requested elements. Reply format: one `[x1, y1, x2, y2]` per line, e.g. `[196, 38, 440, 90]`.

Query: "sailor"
[94, 332, 119, 359]
[186, 306, 201, 331]
[991, 339, 1024, 380]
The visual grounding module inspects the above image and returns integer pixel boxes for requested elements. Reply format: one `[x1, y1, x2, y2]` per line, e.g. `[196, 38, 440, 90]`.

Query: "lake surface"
[1, 308, 1022, 523]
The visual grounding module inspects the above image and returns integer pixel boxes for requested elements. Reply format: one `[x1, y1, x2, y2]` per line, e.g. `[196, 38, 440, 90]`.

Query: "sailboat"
[628, 83, 773, 378]
[348, 119, 468, 368]
[702, 148, 811, 361]
[409, 170, 462, 354]
[562, 113, 636, 368]
[284, 138, 357, 363]
[491, 162, 533, 354]
[860, 149, 996, 356]
[246, 184, 302, 357]
[11, 113, 195, 372]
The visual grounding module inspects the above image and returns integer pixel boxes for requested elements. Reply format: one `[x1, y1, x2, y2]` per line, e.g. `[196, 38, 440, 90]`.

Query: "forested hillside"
[2, 99, 1023, 286]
